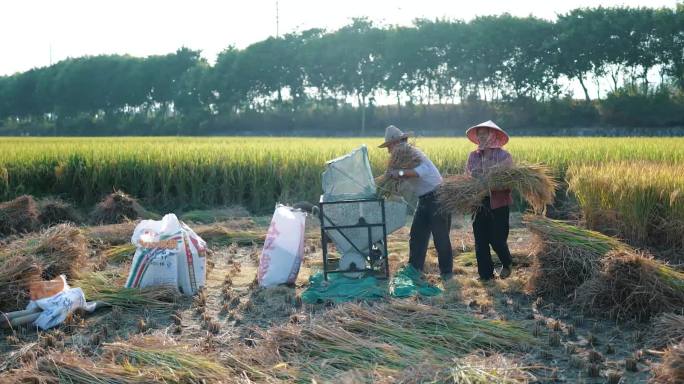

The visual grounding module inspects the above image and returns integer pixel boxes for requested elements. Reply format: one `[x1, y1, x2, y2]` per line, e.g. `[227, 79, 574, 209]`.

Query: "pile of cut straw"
[654, 341, 684, 384]
[32, 336, 230, 383]
[575, 250, 684, 321]
[0, 195, 40, 236]
[647, 313, 684, 349]
[523, 214, 628, 298]
[0, 251, 42, 311]
[231, 300, 536, 382]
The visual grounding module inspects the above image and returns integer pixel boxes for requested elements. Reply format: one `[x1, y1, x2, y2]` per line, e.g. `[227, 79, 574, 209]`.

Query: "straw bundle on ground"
[375, 143, 422, 197]
[101, 243, 136, 263]
[0, 195, 40, 236]
[195, 225, 265, 246]
[75, 272, 179, 309]
[35, 223, 90, 280]
[232, 300, 536, 382]
[84, 221, 138, 245]
[91, 191, 149, 224]
[438, 163, 556, 214]
[647, 313, 684, 349]
[38, 197, 82, 226]
[523, 215, 629, 298]
[32, 337, 230, 383]
[103, 337, 231, 381]
[575, 251, 684, 321]
[653, 341, 684, 384]
[0, 252, 42, 312]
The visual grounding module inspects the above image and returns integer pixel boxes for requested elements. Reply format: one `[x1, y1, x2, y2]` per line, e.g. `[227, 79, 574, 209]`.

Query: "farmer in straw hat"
[465, 120, 514, 281]
[380, 125, 454, 282]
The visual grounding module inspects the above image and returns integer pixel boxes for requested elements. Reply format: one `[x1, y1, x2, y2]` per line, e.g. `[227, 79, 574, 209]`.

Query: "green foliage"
[1, 6, 683, 134]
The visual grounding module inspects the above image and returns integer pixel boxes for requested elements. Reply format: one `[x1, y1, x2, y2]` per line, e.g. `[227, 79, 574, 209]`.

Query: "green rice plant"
[568, 162, 684, 254]
[1, 137, 683, 214]
[101, 244, 136, 263]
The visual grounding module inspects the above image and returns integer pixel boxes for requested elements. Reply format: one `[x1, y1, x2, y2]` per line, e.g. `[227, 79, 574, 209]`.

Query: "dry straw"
[0, 195, 40, 236]
[37, 197, 82, 226]
[437, 163, 557, 214]
[34, 223, 90, 280]
[523, 214, 628, 298]
[647, 313, 684, 349]
[376, 142, 422, 198]
[229, 300, 536, 382]
[575, 250, 684, 322]
[0, 252, 42, 311]
[653, 341, 684, 384]
[91, 190, 150, 224]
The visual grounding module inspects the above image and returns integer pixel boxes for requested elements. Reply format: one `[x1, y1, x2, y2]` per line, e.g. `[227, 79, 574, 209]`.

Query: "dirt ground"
[0, 212, 668, 383]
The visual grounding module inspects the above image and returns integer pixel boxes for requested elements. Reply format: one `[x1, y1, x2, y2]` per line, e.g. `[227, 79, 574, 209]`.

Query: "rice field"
[1, 137, 683, 214]
[2, 136, 684, 383]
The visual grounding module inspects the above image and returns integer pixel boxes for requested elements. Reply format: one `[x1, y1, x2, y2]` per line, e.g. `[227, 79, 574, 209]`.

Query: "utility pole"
[276, 0, 280, 37]
[49, 43, 52, 66]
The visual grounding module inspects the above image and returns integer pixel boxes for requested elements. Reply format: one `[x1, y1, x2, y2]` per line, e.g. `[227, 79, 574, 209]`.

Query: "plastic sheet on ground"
[389, 265, 442, 298]
[302, 265, 442, 303]
[301, 272, 387, 304]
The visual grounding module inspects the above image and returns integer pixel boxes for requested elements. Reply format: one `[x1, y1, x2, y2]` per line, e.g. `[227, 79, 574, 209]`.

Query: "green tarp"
[390, 265, 442, 298]
[301, 265, 441, 304]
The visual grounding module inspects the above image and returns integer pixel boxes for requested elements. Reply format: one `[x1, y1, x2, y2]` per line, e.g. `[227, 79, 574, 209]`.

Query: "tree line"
[1, 5, 683, 135]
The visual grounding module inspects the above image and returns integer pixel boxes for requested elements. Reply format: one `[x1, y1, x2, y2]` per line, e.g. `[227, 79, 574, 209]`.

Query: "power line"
[276, 0, 280, 38]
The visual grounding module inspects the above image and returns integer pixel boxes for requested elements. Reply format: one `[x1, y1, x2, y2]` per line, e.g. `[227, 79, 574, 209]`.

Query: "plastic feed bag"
[258, 205, 306, 288]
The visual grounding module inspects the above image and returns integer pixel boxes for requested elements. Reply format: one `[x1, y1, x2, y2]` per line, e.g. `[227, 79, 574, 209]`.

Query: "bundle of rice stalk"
[653, 341, 684, 384]
[437, 164, 557, 215]
[575, 250, 684, 322]
[75, 271, 179, 309]
[91, 190, 151, 225]
[35, 223, 90, 280]
[37, 352, 148, 383]
[647, 313, 684, 349]
[0, 195, 40, 236]
[84, 221, 138, 245]
[194, 225, 265, 246]
[0, 252, 42, 312]
[101, 244, 136, 263]
[38, 197, 82, 226]
[376, 142, 422, 198]
[103, 336, 231, 382]
[523, 214, 629, 298]
[485, 163, 557, 213]
[436, 174, 488, 214]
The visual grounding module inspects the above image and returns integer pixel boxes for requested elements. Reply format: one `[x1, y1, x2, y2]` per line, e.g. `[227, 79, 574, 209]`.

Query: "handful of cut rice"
[376, 143, 422, 198]
[437, 163, 557, 214]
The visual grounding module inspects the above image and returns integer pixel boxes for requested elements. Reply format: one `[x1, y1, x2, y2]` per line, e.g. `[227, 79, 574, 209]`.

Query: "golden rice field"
[1, 137, 683, 215]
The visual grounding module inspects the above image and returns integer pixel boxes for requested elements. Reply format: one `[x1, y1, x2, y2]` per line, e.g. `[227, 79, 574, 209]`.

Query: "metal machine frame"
[318, 197, 390, 280]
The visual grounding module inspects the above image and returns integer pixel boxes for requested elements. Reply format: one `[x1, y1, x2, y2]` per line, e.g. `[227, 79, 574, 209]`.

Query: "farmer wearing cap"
[465, 120, 514, 280]
[380, 125, 454, 282]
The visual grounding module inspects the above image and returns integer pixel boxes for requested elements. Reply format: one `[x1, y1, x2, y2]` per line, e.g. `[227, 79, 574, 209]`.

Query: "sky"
[0, 0, 678, 77]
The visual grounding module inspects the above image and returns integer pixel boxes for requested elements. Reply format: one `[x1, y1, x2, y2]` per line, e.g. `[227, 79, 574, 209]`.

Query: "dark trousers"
[472, 198, 512, 279]
[409, 192, 453, 276]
